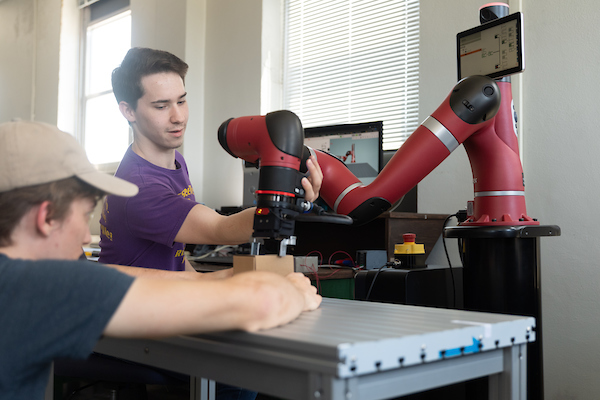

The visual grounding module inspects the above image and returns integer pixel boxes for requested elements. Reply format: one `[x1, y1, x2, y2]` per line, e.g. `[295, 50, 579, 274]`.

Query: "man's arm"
[103, 271, 322, 337]
[175, 205, 255, 245]
[106, 263, 232, 280]
[174, 156, 323, 246]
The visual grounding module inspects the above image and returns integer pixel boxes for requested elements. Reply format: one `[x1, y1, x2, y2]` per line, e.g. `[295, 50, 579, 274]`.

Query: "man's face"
[129, 72, 189, 151]
[46, 197, 95, 260]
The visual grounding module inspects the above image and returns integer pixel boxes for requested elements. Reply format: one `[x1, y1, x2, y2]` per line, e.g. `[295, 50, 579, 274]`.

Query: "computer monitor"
[304, 121, 383, 185]
[242, 121, 384, 208]
[456, 12, 524, 80]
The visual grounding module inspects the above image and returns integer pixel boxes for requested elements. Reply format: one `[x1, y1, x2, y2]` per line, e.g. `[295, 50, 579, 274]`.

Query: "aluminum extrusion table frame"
[93, 298, 533, 400]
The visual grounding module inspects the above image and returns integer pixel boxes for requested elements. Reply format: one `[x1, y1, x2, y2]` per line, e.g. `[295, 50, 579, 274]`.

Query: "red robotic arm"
[461, 79, 534, 225]
[219, 110, 309, 241]
[314, 74, 537, 226]
[219, 75, 538, 243]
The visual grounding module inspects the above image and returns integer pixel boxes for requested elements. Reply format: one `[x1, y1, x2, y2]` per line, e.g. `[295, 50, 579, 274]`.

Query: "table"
[94, 298, 533, 400]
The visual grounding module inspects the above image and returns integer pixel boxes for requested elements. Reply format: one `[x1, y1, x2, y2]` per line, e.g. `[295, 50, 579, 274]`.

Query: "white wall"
[182, 0, 208, 202]
[2, 0, 600, 398]
[523, 1, 600, 398]
[200, 0, 262, 208]
[0, 0, 62, 124]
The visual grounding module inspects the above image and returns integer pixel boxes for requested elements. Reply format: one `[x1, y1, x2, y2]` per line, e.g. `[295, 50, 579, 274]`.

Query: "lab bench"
[93, 297, 533, 400]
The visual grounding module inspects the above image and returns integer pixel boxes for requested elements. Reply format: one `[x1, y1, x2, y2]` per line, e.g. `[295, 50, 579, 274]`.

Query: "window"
[283, 1, 420, 150]
[80, 0, 131, 166]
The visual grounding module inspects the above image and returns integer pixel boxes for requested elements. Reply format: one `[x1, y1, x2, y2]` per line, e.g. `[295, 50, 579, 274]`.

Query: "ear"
[119, 101, 136, 124]
[35, 201, 57, 237]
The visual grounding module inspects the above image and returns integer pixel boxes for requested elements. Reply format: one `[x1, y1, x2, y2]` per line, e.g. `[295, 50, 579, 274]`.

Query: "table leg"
[489, 344, 527, 400]
[190, 377, 216, 400]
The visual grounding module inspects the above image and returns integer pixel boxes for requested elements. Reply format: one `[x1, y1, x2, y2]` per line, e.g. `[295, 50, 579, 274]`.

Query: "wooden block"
[233, 255, 294, 277]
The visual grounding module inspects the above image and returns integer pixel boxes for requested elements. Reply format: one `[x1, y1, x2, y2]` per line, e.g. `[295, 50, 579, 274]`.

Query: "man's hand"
[285, 272, 322, 311]
[302, 156, 323, 203]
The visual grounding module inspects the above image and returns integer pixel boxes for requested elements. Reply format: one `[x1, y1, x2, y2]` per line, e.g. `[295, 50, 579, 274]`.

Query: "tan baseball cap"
[0, 120, 138, 197]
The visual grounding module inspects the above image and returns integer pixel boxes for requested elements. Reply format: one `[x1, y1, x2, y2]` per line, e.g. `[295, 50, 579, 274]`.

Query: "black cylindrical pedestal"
[445, 225, 560, 400]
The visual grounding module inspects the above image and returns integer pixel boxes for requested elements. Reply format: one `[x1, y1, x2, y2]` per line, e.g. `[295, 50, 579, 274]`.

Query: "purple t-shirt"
[98, 146, 197, 271]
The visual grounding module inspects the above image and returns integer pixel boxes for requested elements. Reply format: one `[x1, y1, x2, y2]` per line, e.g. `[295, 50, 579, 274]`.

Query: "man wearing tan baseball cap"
[0, 120, 139, 198]
[0, 120, 321, 399]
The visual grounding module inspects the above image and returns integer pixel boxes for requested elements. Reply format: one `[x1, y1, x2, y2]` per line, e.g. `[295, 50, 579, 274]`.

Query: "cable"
[186, 245, 235, 261]
[442, 213, 459, 308]
[305, 250, 324, 264]
[328, 250, 355, 267]
[457, 237, 465, 266]
[65, 381, 102, 400]
[295, 201, 354, 225]
[295, 212, 354, 225]
[321, 268, 342, 279]
[305, 251, 324, 294]
[297, 254, 321, 294]
[364, 261, 397, 301]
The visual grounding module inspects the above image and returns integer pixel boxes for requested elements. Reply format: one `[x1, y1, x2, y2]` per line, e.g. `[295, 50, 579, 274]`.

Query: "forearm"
[105, 264, 201, 281]
[104, 271, 308, 337]
[175, 205, 255, 245]
[212, 207, 255, 244]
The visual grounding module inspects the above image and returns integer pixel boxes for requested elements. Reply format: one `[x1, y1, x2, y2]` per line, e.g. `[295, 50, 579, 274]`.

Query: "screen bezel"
[456, 12, 524, 81]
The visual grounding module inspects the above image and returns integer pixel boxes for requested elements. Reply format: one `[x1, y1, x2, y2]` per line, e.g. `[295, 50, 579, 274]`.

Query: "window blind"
[283, 0, 420, 150]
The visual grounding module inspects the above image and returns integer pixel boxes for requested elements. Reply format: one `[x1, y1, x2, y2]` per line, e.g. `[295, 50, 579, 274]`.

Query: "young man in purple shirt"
[99, 47, 323, 272]
[98, 48, 323, 399]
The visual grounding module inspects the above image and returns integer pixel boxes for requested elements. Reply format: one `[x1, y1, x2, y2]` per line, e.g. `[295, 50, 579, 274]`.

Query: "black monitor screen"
[457, 12, 524, 80]
[304, 121, 383, 185]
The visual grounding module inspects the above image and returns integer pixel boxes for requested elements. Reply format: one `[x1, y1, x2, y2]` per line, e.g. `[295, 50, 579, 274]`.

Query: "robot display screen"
[457, 12, 524, 80]
[304, 121, 383, 185]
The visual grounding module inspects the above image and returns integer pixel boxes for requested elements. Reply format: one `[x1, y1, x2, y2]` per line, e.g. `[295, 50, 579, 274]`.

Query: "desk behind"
[192, 261, 357, 300]
[292, 212, 449, 262]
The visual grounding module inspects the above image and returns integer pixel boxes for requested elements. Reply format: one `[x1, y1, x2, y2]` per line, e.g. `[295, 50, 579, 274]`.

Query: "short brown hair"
[111, 47, 189, 110]
[0, 177, 104, 246]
